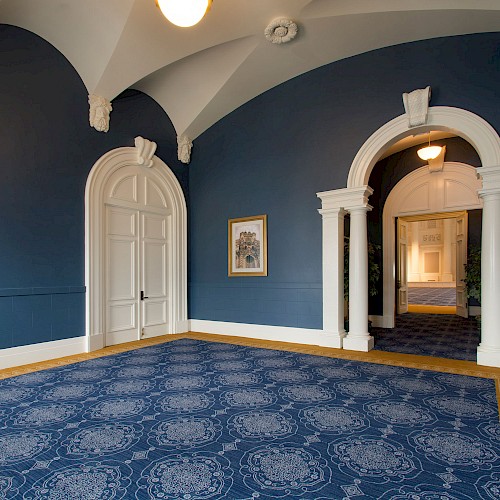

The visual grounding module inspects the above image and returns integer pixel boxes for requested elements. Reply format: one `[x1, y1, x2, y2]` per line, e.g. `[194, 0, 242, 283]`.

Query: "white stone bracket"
[88, 94, 113, 133]
[402, 86, 431, 127]
[135, 136, 157, 167]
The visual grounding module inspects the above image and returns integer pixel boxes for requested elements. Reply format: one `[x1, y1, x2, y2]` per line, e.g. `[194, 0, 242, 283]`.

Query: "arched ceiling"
[1, 0, 499, 140]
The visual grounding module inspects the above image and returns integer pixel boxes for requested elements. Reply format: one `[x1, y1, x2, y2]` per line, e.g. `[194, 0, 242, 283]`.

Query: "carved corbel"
[135, 136, 157, 168]
[88, 94, 112, 132]
[177, 135, 193, 164]
[427, 145, 446, 173]
[402, 86, 431, 127]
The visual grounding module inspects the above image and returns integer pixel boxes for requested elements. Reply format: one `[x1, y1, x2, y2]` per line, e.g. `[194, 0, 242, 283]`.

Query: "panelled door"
[141, 211, 170, 338]
[455, 212, 468, 318]
[104, 166, 171, 346]
[397, 218, 409, 314]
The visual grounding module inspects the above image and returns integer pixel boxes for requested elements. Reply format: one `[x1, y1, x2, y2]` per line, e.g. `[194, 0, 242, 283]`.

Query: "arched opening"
[318, 106, 500, 367]
[381, 162, 483, 328]
[85, 138, 188, 351]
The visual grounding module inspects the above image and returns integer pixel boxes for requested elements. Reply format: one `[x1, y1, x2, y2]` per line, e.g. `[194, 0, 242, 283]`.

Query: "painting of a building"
[235, 231, 260, 269]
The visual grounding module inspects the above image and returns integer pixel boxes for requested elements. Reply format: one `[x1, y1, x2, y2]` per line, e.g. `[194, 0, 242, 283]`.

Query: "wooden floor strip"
[408, 304, 457, 314]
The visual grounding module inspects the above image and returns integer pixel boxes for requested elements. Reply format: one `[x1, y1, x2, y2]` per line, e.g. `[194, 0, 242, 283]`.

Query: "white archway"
[318, 106, 500, 366]
[347, 106, 500, 188]
[85, 138, 188, 351]
[381, 162, 483, 328]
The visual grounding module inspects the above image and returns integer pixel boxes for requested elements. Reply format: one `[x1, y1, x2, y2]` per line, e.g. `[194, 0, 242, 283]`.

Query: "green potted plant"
[463, 245, 481, 326]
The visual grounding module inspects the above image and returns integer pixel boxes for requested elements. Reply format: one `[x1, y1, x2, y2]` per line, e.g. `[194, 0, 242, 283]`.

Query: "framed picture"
[228, 215, 267, 276]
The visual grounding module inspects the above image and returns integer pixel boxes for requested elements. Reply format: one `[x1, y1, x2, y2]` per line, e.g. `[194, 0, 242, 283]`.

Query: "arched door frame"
[381, 162, 483, 328]
[85, 137, 188, 351]
[318, 106, 500, 367]
[347, 106, 500, 187]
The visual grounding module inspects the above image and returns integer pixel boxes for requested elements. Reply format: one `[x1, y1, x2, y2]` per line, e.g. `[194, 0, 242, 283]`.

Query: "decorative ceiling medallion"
[264, 18, 298, 45]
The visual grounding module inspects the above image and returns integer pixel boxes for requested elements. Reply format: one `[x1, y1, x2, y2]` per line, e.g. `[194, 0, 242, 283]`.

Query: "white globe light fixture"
[417, 132, 443, 161]
[156, 0, 212, 28]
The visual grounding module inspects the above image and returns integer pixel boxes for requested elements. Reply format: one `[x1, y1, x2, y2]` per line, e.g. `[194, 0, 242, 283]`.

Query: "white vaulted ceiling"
[1, 0, 499, 139]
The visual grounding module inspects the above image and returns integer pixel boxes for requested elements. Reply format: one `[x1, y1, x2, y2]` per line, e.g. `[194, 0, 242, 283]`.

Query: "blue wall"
[1, 25, 498, 349]
[0, 25, 186, 350]
[188, 32, 500, 329]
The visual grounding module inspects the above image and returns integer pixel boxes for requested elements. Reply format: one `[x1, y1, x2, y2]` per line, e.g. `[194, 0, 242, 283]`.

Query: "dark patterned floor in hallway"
[407, 287, 456, 306]
[372, 313, 480, 361]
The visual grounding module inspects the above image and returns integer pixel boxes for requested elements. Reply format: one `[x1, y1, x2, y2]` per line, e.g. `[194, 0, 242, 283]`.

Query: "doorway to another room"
[373, 210, 480, 361]
[397, 212, 468, 318]
[372, 160, 484, 362]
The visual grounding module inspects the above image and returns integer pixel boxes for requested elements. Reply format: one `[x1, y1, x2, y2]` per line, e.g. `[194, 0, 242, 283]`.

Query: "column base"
[477, 345, 500, 368]
[87, 333, 104, 352]
[343, 334, 374, 352]
[318, 331, 345, 349]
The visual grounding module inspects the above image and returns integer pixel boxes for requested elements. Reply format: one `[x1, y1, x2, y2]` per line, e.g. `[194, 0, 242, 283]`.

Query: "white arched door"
[104, 165, 171, 345]
[85, 137, 188, 351]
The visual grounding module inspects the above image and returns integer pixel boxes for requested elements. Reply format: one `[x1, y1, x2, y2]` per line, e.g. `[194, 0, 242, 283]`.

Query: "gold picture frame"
[228, 215, 267, 277]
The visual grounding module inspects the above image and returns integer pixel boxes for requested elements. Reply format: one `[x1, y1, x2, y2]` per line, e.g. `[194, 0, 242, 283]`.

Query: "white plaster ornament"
[178, 135, 193, 164]
[264, 18, 298, 45]
[88, 95, 112, 133]
[134, 136, 157, 168]
[402, 86, 431, 127]
[427, 145, 446, 173]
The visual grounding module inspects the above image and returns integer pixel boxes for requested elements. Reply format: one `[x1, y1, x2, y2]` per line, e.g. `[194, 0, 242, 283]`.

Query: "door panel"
[106, 207, 138, 346]
[144, 242, 167, 296]
[397, 219, 408, 314]
[104, 169, 171, 345]
[456, 212, 468, 318]
[108, 240, 136, 300]
[110, 175, 138, 203]
[141, 212, 169, 338]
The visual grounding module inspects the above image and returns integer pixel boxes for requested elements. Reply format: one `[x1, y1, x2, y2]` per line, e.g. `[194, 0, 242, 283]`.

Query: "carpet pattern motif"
[407, 287, 456, 306]
[0, 339, 498, 499]
[372, 313, 480, 361]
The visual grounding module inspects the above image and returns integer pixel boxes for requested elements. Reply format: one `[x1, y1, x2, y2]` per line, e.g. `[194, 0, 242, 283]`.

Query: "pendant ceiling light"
[417, 132, 443, 161]
[156, 0, 212, 27]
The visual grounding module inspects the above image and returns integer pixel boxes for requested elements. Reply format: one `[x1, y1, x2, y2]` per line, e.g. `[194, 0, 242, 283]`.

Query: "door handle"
[140, 291, 149, 301]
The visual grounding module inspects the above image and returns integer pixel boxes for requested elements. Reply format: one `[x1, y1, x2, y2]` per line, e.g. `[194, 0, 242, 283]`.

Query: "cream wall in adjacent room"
[408, 219, 456, 284]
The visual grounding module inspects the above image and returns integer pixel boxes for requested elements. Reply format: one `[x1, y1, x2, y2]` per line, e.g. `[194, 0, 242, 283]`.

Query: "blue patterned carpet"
[1, 339, 499, 499]
[372, 313, 481, 361]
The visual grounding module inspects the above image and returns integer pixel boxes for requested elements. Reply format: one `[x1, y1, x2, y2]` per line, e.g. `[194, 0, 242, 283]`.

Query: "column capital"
[477, 165, 500, 193]
[347, 204, 373, 214]
[318, 207, 347, 219]
[317, 186, 373, 211]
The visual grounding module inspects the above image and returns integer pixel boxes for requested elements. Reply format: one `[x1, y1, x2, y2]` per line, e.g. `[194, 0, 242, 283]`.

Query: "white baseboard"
[88, 333, 104, 352]
[369, 315, 394, 328]
[189, 320, 326, 347]
[0, 336, 87, 370]
[174, 320, 190, 334]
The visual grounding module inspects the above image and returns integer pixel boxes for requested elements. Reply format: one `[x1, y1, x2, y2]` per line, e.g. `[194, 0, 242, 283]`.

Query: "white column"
[477, 185, 500, 367]
[318, 207, 346, 347]
[344, 205, 374, 351]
